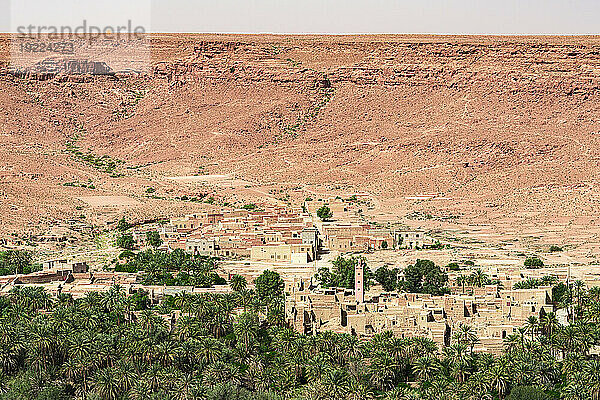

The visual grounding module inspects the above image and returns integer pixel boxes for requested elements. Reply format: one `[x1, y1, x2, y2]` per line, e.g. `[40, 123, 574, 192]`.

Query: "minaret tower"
[355, 258, 364, 303]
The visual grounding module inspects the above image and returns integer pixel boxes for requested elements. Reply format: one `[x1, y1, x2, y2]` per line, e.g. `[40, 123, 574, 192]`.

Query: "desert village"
[2, 192, 599, 357]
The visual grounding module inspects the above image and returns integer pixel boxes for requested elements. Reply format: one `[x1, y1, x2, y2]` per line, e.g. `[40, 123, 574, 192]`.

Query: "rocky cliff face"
[154, 38, 600, 96]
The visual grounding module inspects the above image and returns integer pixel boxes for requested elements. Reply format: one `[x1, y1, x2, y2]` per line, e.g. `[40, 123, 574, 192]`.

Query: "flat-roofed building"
[393, 230, 425, 249]
[185, 238, 217, 256]
[250, 243, 314, 264]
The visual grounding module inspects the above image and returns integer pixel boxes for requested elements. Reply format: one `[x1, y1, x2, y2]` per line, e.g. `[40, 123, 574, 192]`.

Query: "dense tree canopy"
[400, 259, 449, 296]
[145, 231, 163, 248]
[316, 256, 373, 290]
[114, 249, 225, 287]
[254, 270, 284, 300]
[115, 234, 135, 250]
[0, 282, 599, 399]
[0, 250, 38, 276]
[375, 265, 400, 292]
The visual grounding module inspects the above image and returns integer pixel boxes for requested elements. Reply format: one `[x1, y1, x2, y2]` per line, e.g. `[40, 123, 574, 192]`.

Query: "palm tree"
[382, 386, 417, 400]
[102, 285, 126, 314]
[174, 371, 200, 400]
[561, 382, 589, 400]
[487, 358, 510, 400]
[456, 275, 467, 294]
[369, 353, 399, 390]
[346, 377, 375, 400]
[443, 343, 471, 383]
[555, 325, 577, 357]
[173, 292, 193, 316]
[138, 309, 165, 335]
[574, 321, 596, 355]
[305, 353, 333, 383]
[175, 315, 195, 341]
[230, 274, 247, 292]
[233, 312, 259, 355]
[410, 336, 438, 358]
[197, 337, 222, 365]
[454, 324, 479, 352]
[29, 320, 57, 370]
[236, 289, 254, 312]
[322, 369, 350, 399]
[584, 359, 600, 400]
[525, 316, 539, 341]
[470, 269, 488, 287]
[92, 368, 122, 400]
[413, 356, 439, 383]
[341, 334, 363, 368]
[0, 346, 19, 376]
[128, 378, 153, 400]
[155, 340, 179, 367]
[540, 312, 558, 338]
[68, 333, 92, 362]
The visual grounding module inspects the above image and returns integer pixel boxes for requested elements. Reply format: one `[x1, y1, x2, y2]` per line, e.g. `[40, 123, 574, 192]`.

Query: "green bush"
[118, 250, 135, 260]
[317, 205, 333, 221]
[0, 250, 35, 275]
[400, 259, 448, 296]
[254, 270, 284, 300]
[446, 262, 460, 271]
[375, 265, 399, 292]
[507, 385, 554, 400]
[524, 257, 544, 269]
[115, 249, 223, 287]
[146, 231, 163, 248]
[116, 217, 130, 232]
[116, 234, 135, 250]
[316, 256, 372, 290]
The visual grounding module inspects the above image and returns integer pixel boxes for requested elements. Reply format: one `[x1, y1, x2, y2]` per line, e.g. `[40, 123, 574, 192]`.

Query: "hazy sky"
[1, 0, 599, 35]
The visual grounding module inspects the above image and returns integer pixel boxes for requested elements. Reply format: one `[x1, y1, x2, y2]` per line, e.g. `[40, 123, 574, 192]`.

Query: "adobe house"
[393, 230, 425, 249]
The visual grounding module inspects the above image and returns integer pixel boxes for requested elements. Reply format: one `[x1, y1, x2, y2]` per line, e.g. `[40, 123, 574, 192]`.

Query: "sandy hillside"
[1, 34, 600, 249]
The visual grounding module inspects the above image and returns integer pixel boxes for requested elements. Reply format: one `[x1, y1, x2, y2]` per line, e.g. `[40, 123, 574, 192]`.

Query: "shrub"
[146, 231, 163, 248]
[317, 205, 333, 221]
[507, 385, 554, 400]
[524, 257, 544, 269]
[375, 265, 398, 292]
[118, 250, 135, 260]
[316, 256, 372, 290]
[446, 262, 460, 271]
[116, 217, 130, 232]
[549, 245, 563, 252]
[116, 234, 135, 250]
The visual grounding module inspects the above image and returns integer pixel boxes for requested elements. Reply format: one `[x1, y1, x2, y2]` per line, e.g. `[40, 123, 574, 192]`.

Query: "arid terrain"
[2, 34, 600, 255]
